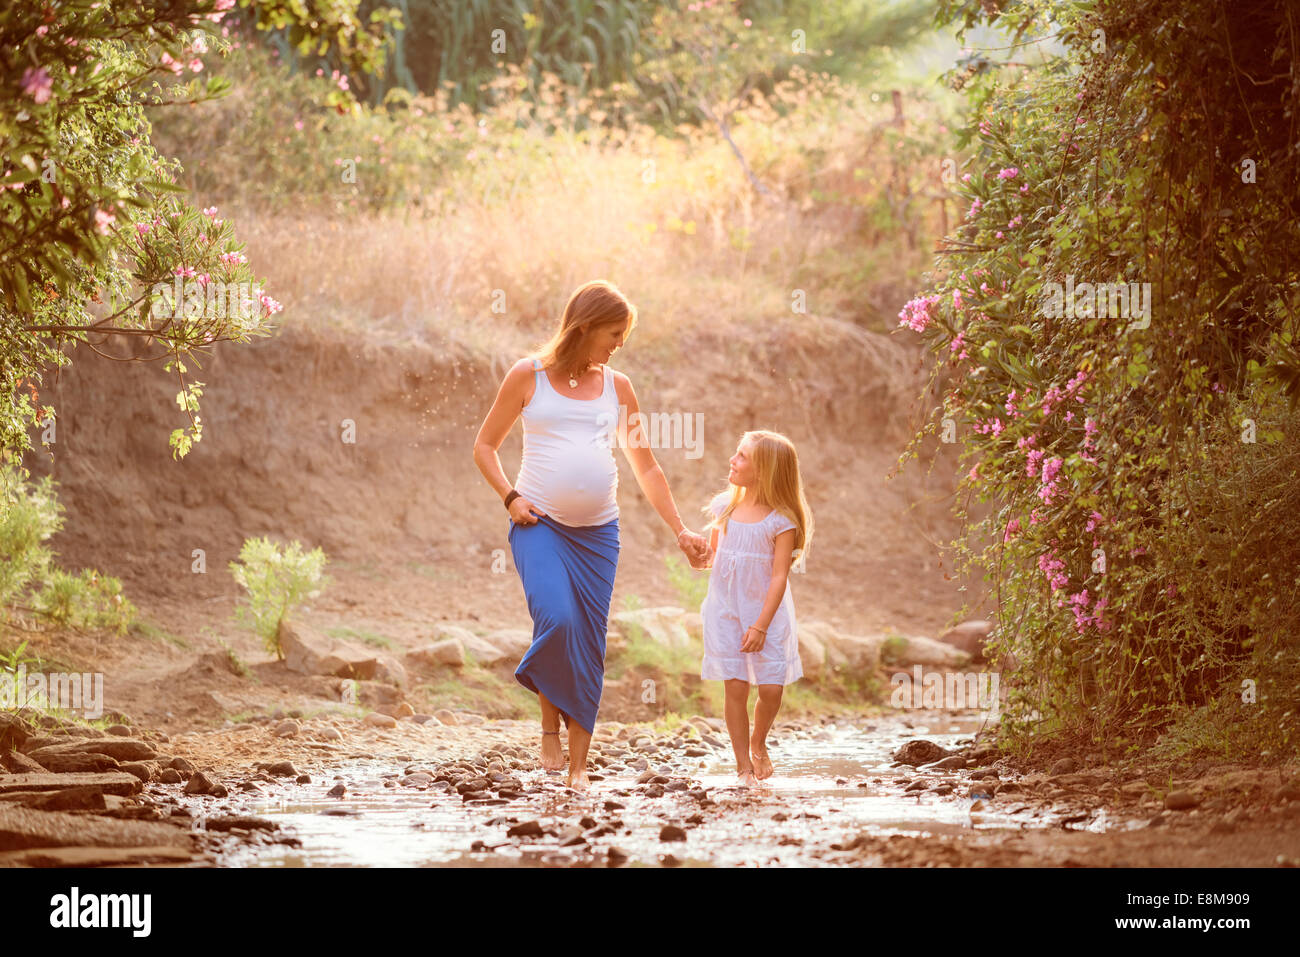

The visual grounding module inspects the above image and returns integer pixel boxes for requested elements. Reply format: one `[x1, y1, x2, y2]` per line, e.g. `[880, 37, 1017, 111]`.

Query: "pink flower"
[93, 208, 115, 234]
[1026, 448, 1045, 478]
[1085, 510, 1106, 532]
[898, 294, 940, 333]
[1003, 518, 1020, 542]
[997, 167, 1019, 180]
[21, 67, 53, 104]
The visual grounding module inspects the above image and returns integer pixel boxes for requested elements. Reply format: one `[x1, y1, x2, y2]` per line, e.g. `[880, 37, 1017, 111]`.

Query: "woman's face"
[728, 440, 757, 487]
[585, 319, 629, 365]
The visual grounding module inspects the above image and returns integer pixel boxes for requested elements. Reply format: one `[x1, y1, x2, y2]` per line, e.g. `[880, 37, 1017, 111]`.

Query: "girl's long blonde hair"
[704, 430, 814, 571]
[530, 280, 638, 377]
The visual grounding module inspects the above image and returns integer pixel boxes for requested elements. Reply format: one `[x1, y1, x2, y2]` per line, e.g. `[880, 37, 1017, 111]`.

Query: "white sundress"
[700, 491, 803, 685]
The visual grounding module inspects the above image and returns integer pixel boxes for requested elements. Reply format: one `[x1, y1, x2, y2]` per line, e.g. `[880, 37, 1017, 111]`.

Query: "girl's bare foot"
[736, 768, 759, 788]
[540, 729, 565, 772]
[750, 742, 773, 780]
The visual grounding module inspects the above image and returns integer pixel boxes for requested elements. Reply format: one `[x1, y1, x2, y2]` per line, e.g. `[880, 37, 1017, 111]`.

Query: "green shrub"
[664, 553, 708, 610]
[228, 537, 330, 659]
[0, 462, 135, 634]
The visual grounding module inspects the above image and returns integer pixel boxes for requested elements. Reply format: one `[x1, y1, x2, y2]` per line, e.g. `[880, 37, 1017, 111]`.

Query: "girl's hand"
[678, 528, 708, 566]
[508, 496, 547, 525]
[740, 626, 766, 653]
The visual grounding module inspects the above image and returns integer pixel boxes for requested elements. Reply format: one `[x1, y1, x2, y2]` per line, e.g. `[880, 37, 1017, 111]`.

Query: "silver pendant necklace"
[569, 363, 595, 388]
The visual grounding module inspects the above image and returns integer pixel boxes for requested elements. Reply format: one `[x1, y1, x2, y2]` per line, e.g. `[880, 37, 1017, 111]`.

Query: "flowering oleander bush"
[2, 0, 395, 466]
[897, 0, 1300, 759]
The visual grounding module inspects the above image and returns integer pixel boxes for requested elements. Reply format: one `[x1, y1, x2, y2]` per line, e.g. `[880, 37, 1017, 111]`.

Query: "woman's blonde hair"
[531, 280, 637, 376]
[705, 430, 814, 571]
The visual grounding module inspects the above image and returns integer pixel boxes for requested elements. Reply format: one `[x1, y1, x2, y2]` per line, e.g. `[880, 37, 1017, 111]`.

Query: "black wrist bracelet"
[503, 489, 521, 510]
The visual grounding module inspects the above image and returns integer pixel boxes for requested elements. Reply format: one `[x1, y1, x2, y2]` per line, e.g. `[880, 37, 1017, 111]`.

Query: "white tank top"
[513, 358, 620, 527]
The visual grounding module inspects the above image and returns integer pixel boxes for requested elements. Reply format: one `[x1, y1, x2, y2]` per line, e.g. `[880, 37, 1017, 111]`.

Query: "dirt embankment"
[18, 316, 987, 729]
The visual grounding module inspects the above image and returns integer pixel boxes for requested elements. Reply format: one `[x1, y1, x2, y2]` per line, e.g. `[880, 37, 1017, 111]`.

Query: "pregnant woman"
[472, 279, 710, 791]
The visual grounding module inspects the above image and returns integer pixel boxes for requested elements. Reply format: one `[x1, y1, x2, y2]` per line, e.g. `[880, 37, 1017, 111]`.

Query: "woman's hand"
[508, 496, 547, 525]
[678, 528, 708, 567]
[740, 626, 767, 653]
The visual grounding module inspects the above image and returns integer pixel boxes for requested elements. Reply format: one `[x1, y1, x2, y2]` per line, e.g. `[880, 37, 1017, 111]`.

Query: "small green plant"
[216, 639, 252, 679]
[620, 592, 645, 613]
[881, 633, 908, 666]
[0, 463, 135, 634]
[228, 537, 330, 659]
[664, 554, 708, 610]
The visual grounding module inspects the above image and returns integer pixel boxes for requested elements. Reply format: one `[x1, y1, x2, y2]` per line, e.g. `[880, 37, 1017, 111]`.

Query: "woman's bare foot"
[566, 767, 591, 792]
[540, 729, 565, 772]
[736, 768, 759, 788]
[750, 742, 773, 780]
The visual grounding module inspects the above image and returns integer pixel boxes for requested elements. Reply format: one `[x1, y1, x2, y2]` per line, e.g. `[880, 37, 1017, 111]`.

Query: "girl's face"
[728, 441, 757, 487]
[585, 319, 628, 365]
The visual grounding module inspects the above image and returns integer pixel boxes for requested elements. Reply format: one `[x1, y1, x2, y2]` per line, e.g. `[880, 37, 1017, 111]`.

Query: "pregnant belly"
[519, 444, 617, 521]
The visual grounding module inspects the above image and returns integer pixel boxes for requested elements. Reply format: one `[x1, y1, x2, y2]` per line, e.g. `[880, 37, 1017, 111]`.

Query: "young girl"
[699, 430, 814, 787]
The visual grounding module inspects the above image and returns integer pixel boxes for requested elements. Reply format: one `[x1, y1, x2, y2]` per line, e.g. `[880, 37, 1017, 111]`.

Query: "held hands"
[740, 626, 767, 653]
[677, 528, 711, 569]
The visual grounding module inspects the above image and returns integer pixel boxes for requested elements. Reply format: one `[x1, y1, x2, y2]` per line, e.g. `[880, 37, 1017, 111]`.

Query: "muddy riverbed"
[167, 713, 1157, 868]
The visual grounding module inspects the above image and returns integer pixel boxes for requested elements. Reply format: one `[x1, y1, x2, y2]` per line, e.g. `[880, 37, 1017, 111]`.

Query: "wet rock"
[326, 783, 347, 798]
[893, 740, 951, 767]
[184, 771, 218, 795]
[604, 800, 625, 811]
[363, 712, 398, 729]
[106, 724, 133, 737]
[557, 826, 586, 847]
[931, 755, 968, 771]
[22, 786, 109, 811]
[33, 751, 120, 774]
[265, 761, 299, 777]
[433, 709, 459, 726]
[118, 762, 154, 783]
[1050, 757, 1078, 776]
[315, 726, 343, 742]
[169, 757, 196, 774]
[296, 774, 312, 784]
[158, 768, 183, 784]
[644, 784, 665, 798]
[684, 747, 708, 757]
[1164, 790, 1199, 811]
[659, 824, 688, 842]
[507, 820, 544, 839]
[28, 738, 156, 763]
[607, 846, 629, 863]
[411, 714, 439, 725]
[273, 720, 301, 738]
[2, 750, 46, 773]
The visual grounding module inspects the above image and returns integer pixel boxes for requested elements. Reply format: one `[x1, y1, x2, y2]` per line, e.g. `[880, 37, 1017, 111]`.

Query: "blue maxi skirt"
[507, 513, 619, 735]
